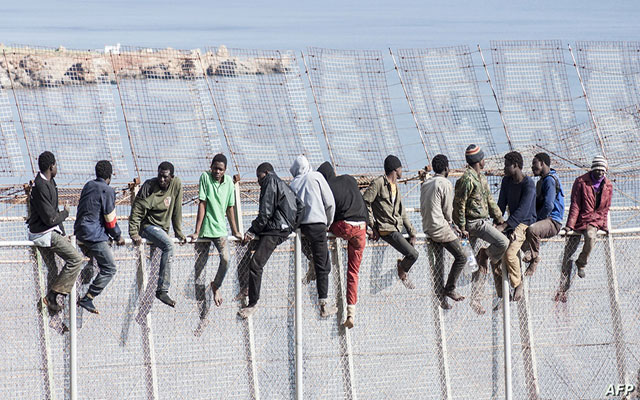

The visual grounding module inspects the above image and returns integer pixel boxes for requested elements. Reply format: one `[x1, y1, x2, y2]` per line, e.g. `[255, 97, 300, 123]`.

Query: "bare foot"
[211, 283, 223, 307]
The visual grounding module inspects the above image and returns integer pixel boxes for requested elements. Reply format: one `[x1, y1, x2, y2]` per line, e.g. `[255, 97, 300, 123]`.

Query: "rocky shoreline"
[0, 45, 292, 89]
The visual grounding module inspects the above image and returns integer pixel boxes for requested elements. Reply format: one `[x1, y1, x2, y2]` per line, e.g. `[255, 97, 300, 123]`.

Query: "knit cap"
[465, 144, 484, 165]
[591, 156, 608, 172]
[384, 155, 402, 174]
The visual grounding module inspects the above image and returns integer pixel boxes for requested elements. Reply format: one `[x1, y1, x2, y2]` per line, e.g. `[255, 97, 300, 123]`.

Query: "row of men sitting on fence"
[28, 146, 612, 326]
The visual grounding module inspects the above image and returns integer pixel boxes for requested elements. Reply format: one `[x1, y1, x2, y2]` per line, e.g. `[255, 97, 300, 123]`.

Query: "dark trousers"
[301, 223, 331, 300]
[429, 239, 467, 293]
[238, 234, 288, 307]
[381, 231, 419, 273]
[78, 240, 117, 298]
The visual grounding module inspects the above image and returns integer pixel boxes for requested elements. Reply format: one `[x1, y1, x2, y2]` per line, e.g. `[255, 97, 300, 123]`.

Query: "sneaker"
[238, 305, 257, 319]
[155, 292, 176, 308]
[42, 295, 62, 315]
[443, 290, 465, 302]
[577, 266, 586, 278]
[522, 250, 533, 263]
[397, 260, 416, 290]
[78, 296, 99, 314]
[320, 304, 338, 318]
[302, 266, 316, 284]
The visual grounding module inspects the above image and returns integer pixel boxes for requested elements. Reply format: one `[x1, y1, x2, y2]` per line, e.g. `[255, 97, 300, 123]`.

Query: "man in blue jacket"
[523, 153, 564, 277]
[74, 160, 125, 314]
[496, 151, 536, 301]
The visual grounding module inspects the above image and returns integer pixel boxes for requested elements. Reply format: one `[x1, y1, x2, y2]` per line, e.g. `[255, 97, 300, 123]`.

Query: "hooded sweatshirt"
[289, 156, 335, 226]
[317, 162, 367, 223]
[536, 168, 564, 223]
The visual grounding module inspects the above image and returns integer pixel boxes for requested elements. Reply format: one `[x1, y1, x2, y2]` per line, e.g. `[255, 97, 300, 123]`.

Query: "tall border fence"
[1, 41, 640, 399]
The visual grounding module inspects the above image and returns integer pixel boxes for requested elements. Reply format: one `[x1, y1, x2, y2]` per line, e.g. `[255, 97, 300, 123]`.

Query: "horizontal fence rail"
[1, 229, 639, 399]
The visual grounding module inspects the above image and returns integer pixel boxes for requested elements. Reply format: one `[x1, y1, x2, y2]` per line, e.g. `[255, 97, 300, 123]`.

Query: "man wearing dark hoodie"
[523, 153, 564, 277]
[238, 162, 304, 319]
[290, 155, 338, 318]
[363, 155, 419, 289]
[318, 161, 368, 328]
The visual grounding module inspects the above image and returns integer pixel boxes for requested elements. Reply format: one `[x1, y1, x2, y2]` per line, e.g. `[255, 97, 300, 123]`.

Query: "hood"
[290, 155, 311, 177]
[317, 161, 336, 181]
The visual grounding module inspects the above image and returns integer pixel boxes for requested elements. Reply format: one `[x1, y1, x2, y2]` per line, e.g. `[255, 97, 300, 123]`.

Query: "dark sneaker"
[78, 296, 99, 314]
[155, 292, 176, 308]
[42, 295, 62, 315]
[440, 297, 452, 310]
[577, 267, 586, 278]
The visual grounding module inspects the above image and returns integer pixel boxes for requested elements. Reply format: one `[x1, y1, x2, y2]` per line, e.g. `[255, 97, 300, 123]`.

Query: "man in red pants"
[318, 162, 367, 329]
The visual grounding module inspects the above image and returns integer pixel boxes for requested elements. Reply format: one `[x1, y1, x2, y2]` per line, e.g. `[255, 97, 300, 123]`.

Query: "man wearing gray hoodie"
[290, 155, 338, 318]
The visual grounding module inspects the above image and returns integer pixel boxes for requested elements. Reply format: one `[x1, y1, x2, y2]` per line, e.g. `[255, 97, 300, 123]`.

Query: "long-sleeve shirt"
[453, 166, 504, 228]
[497, 175, 537, 229]
[363, 175, 417, 237]
[129, 176, 185, 240]
[289, 156, 335, 226]
[566, 172, 613, 232]
[27, 173, 68, 235]
[74, 178, 122, 242]
[420, 175, 457, 243]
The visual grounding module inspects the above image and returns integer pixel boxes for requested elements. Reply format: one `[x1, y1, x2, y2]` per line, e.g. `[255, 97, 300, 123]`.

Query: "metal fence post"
[331, 237, 357, 400]
[138, 244, 159, 400]
[604, 217, 628, 386]
[426, 241, 452, 400]
[69, 236, 78, 400]
[502, 266, 512, 400]
[294, 229, 303, 400]
[32, 247, 56, 400]
[517, 256, 540, 400]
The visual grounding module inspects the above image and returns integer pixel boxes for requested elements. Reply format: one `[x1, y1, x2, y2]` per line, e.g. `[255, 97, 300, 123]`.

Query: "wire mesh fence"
[203, 47, 324, 177]
[2, 229, 639, 399]
[304, 48, 407, 173]
[393, 46, 497, 168]
[110, 46, 221, 182]
[2, 46, 128, 184]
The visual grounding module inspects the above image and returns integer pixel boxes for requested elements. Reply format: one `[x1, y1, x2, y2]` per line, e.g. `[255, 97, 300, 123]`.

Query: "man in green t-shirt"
[188, 154, 242, 308]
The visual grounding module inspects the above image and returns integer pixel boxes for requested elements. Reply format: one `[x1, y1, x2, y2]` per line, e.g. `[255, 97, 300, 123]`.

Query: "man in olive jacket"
[129, 161, 186, 308]
[363, 155, 418, 289]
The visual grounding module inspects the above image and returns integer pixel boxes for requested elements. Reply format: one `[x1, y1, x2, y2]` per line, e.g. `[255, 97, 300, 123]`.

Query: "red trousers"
[329, 220, 366, 305]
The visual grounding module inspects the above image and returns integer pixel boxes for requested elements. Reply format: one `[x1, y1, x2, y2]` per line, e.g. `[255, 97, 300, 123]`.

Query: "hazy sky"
[1, 0, 638, 50]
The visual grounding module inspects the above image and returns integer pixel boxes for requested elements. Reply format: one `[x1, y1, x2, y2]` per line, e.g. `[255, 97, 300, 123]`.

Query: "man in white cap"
[556, 156, 612, 300]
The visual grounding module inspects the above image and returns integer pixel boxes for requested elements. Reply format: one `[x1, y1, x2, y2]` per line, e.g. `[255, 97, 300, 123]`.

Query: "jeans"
[39, 232, 85, 295]
[329, 221, 366, 305]
[301, 223, 332, 300]
[78, 240, 117, 298]
[466, 219, 509, 263]
[141, 225, 174, 294]
[562, 225, 597, 271]
[428, 239, 467, 293]
[194, 237, 230, 291]
[381, 231, 419, 273]
[525, 218, 561, 262]
[238, 234, 288, 307]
